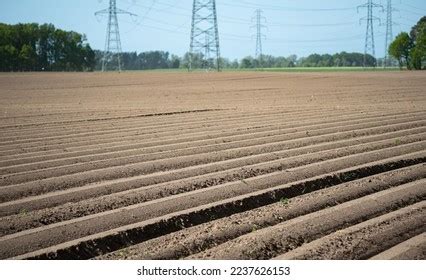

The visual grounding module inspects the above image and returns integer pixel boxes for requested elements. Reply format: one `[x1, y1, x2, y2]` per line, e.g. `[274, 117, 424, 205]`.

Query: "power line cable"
[220, 0, 357, 12]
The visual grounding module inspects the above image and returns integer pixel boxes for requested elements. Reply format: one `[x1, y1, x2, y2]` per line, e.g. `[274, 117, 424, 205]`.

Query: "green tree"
[19, 44, 37, 70]
[410, 16, 426, 42]
[410, 21, 426, 70]
[240, 56, 254, 68]
[180, 52, 204, 70]
[38, 23, 55, 70]
[389, 32, 413, 69]
[0, 45, 18, 71]
[169, 54, 180, 69]
[231, 59, 239, 68]
[0, 22, 95, 72]
[83, 45, 95, 71]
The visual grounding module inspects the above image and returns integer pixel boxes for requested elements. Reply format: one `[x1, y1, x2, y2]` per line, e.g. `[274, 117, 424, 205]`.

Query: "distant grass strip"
[110, 67, 401, 73]
[250, 67, 401, 73]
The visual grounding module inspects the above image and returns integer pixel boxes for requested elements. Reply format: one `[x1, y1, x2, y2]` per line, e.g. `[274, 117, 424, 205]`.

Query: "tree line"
[0, 23, 95, 71]
[238, 52, 377, 68]
[389, 16, 426, 70]
[94, 50, 181, 71]
[95, 51, 377, 70]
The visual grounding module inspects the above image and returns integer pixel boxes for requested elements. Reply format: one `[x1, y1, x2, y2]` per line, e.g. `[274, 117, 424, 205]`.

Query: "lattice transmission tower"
[189, 0, 221, 71]
[251, 9, 267, 68]
[95, 0, 136, 72]
[358, 0, 383, 68]
[384, 0, 396, 68]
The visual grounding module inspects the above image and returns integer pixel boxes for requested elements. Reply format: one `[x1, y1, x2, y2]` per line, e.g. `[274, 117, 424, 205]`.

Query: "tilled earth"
[0, 71, 425, 260]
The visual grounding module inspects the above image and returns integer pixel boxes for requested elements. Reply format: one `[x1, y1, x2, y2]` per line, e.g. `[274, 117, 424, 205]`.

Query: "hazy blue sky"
[1, 0, 425, 59]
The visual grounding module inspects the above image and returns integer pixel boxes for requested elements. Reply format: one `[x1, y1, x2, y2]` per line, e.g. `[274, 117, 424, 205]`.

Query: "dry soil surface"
[0, 71, 424, 260]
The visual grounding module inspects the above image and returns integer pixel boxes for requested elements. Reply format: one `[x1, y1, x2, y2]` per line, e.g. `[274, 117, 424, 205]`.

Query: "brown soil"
[369, 233, 426, 260]
[98, 165, 425, 260]
[274, 203, 425, 260]
[0, 71, 425, 260]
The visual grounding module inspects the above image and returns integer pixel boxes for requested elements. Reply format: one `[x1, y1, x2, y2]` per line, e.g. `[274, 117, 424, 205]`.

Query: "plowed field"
[0, 71, 425, 260]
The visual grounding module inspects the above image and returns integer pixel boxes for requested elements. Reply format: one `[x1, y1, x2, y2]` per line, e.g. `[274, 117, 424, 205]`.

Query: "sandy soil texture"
[0, 71, 424, 260]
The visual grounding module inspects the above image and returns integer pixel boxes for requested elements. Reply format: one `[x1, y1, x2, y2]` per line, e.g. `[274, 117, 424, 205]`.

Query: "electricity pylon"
[358, 0, 383, 68]
[189, 0, 221, 71]
[95, 0, 136, 72]
[384, 0, 396, 68]
[251, 9, 267, 68]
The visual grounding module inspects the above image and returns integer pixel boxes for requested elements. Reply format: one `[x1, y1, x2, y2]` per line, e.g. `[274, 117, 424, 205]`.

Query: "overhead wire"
[219, 0, 357, 12]
[109, 0, 422, 55]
